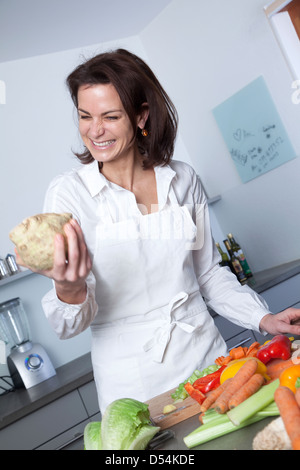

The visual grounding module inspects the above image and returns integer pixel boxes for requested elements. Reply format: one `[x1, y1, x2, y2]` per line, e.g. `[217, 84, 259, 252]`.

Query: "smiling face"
[77, 83, 146, 166]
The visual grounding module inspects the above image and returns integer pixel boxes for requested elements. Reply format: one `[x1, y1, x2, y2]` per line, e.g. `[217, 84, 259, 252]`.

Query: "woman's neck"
[100, 148, 146, 191]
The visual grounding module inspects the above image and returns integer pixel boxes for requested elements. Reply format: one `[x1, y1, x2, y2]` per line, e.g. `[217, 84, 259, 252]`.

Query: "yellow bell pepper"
[220, 357, 270, 384]
[279, 365, 300, 393]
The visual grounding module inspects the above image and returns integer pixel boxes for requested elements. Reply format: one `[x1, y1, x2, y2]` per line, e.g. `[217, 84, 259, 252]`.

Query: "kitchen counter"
[158, 414, 273, 451]
[0, 258, 299, 447]
[0, 353, 93, 430]
[246, 258, 300, 294]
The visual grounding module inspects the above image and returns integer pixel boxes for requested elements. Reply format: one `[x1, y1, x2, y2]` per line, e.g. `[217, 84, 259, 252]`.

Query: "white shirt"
[42, 159, 270, 340]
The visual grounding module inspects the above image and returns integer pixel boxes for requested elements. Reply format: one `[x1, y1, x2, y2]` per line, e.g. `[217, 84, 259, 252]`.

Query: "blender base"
[7, 342, 56, 389]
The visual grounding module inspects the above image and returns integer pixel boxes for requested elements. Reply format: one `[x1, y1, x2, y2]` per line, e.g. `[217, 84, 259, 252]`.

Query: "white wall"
[140, 0, 300, 271]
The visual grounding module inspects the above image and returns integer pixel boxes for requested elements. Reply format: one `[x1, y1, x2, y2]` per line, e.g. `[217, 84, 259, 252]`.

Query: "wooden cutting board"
[146, 388, 201, 430]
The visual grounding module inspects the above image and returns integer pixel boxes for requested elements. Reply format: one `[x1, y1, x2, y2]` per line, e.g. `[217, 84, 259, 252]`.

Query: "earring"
[141, 128, 148, 137]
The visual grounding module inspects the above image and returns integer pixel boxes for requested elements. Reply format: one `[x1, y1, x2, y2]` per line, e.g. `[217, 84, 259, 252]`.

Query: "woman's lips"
[91, 139, 115, 149]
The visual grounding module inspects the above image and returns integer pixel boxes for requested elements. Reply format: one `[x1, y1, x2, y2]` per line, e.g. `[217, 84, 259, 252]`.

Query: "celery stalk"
[184, 412, 272, 449]
[183, 401, 279, 449]
[201, 401, 279, 426]
[227, 379, 279, 426]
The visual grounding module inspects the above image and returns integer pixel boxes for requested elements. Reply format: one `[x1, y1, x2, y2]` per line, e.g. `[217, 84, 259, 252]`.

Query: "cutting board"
[146, 388, 201, 430]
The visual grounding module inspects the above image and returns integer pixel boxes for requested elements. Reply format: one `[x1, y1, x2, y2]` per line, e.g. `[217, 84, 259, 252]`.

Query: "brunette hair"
[66, 49, 178, 168]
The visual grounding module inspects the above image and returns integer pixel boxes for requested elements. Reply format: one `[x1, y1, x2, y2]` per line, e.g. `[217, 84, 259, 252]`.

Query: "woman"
[17, 49, 300, 412]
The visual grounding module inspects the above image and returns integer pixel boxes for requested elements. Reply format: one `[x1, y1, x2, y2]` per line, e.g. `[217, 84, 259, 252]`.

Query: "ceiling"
[0, 0, 173, 62]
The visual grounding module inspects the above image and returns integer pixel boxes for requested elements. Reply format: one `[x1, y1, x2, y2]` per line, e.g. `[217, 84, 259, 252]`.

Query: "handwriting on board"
[213, 76, 295, 183]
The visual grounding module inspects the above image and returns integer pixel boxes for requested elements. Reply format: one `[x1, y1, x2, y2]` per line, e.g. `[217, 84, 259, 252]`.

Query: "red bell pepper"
[256, 335, 291, 364]
[184, 382, 206, 404]
[192, 365, 227, 393]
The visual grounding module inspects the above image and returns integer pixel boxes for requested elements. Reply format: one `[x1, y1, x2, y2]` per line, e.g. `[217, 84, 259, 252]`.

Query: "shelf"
[207, 195, 221, 205]
[0, 270, 33, 287]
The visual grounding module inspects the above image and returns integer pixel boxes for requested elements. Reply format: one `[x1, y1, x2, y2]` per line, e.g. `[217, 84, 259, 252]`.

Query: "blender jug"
[0, 297, 56, 389]
[0, 297, 30, 349]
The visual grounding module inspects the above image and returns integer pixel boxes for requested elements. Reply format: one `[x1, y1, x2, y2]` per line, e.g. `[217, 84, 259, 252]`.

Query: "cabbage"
[84, 422, 102, 450]
[84, 398, 160, 450]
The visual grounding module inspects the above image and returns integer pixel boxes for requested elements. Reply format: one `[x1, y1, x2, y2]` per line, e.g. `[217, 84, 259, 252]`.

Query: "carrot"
[213, 358, 258, 414]
[247, 341, 260, 353]
[246, 347, 259, 357]
[229, 346, 245, 360]
[200, 378, 233, 412]
[228, 373, 265, 409]
[274, 385, 300, 450]
[295, 387, 300, 408]
[246, 342, 260, 357]
[215, 355, 232, 366]
[266, 358, 296, 380]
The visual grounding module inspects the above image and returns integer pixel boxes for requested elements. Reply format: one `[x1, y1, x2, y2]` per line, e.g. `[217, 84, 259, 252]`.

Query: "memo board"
[212, 76, 295, 183]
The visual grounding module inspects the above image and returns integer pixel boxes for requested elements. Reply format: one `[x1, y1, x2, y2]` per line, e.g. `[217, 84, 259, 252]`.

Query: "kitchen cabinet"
[37, 381, 101, 450]
[0, 380, 100, 450]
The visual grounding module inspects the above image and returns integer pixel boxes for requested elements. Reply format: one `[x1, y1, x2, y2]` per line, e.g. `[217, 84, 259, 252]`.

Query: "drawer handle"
[229, 337, 252, 350]
[56, 432, 84, 450]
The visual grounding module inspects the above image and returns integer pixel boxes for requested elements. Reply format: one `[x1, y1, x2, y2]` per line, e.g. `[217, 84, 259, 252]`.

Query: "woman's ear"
[137, 103, 149, 130]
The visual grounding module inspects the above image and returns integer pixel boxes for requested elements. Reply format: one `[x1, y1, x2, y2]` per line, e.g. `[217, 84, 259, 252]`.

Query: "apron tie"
[143, 292, 197, 363]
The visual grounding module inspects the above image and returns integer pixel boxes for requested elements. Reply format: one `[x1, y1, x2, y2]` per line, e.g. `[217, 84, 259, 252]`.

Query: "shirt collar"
[154, 164, 177, 208]
[77, 159, 177, 200]
[77, 160, 108, 197]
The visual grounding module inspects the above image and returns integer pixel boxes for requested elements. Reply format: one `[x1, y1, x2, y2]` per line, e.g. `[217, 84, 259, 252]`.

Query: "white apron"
[90, 187, 227, 412]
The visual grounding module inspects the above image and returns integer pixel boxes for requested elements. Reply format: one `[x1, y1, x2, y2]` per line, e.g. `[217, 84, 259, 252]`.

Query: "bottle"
[227, 233, 253, 278]
[223, 239, 247, 284]
[216, 243, 232, 269]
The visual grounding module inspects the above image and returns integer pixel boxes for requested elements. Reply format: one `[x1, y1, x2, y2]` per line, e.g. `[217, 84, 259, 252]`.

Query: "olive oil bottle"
[223, 239, 247, 284]
[227, 233, 253, 278]
[216, 243, 232, 270]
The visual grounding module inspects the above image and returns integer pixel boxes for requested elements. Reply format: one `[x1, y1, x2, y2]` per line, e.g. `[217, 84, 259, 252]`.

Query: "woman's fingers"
[52, 232, 69, 279]
[59, 220, 91, 281]
[70, 219, 92, 277]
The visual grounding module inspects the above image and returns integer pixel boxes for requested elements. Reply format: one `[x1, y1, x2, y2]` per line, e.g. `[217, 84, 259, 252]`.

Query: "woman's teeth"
[93, 140, 114, 147]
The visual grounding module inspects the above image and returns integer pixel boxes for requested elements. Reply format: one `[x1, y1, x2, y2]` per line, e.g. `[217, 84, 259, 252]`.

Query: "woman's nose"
[90, 119, 104, 137]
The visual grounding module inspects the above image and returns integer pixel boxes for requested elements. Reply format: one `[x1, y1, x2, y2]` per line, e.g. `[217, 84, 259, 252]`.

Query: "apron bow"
[143, 292, 197, 363]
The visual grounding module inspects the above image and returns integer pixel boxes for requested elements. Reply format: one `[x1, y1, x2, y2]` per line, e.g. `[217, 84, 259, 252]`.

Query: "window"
[265, 0, 300, 79]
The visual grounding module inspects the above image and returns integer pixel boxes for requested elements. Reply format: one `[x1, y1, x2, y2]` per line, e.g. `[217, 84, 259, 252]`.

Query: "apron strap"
[143, 292, 197, 363]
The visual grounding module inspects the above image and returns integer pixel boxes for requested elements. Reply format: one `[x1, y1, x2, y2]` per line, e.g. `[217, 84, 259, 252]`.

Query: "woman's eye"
[79, 115, 90, 120]
[106, 115, 119, 121]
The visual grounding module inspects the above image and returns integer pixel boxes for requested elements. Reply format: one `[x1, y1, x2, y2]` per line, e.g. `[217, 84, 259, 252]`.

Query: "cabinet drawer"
[226, 330, 257, 350]
[78, 381, 100, 418]
[36, 418, 89, 450]
[0, 390, 88, 450]
[48, 412, 101, 451]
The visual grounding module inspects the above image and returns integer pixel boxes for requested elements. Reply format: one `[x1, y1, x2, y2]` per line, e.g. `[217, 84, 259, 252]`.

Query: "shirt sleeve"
[190, 170, 271, 334]
[41, 271, 98, 339]
[41, 175, 98, 339]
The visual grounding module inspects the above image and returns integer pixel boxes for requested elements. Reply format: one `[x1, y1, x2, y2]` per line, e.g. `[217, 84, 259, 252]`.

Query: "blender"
[0, 297, 56, 389]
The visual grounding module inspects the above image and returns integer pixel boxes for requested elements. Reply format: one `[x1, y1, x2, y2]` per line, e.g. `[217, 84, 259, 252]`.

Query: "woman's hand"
[15, 218, 92, 304]
[259, 308, 300, 336]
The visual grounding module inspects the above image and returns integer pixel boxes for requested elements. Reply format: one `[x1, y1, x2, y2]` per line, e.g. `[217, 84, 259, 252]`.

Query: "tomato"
[279, 365, 300, 393]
